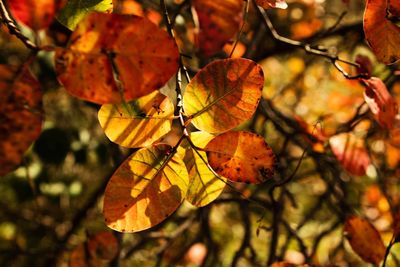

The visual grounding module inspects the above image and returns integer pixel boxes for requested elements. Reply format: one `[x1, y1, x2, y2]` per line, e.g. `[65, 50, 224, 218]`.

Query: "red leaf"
[7, 0, 55, 30]
[355, 55, 372, 78]
[193, 0, 243, 56]
[362, 77, 398, 129]
[329, 133, 370, 176]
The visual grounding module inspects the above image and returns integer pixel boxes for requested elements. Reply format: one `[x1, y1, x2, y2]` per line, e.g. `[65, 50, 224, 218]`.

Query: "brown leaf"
[0, 65, 43, 176]
[344, 215, 386, 266]
[364, 0, 400, 64]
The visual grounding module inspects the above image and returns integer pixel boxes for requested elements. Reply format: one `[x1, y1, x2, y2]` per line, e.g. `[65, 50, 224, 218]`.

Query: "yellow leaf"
[98, 91, 174, 148]
[103, 145, 188, 232]
[185, 131, 226, 207]
[183, 58, 263, 134]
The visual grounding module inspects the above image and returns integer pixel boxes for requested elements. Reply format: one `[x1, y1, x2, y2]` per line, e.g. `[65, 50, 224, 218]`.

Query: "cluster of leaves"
[1, 0, 400, 266]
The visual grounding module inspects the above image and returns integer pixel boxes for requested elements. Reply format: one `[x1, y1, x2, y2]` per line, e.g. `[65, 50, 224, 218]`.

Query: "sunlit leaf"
[205, 131, 276, 184]
[7, 0, 55, 30]
[183, 58, 263, 134]
[362, 77, 398, 129]
[344, 216, 385, 266]
[329, 133, 370, 176]
[0, 65, 42, 176]
[185, 131, 226, 207]
[363, 0, 400, 64]
[255, 0, 288, 9]
[55, 13, 179, 104]
[69, 231, 118, 267]
[192, 0, 243, 56]
[98, 91, 174, 148]
[58, 0, 113, 30]
[103, 145, 188, 232]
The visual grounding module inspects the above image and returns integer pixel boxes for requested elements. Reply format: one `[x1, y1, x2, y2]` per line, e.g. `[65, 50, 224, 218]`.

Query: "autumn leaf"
[362, 77, 398, 129]
[98, 91, 174, 148]
[363, 0, 400, 64]
[355, 55, 372, 78]
[183, 58, 264, 134]
[69, 231, 118, 267]
[57, 0, 113, 30]
[329, 133, 370, 176]
[55, 13, 179, 104]
[103, 145, 188, 232]
[192, 0, 243, 56]
[255, 0, 288, 9]
[185, 131, 226, 207]
[0, 65, 42, 176]
[7, 0, 55, 30]
[205, 131, 276, 184]
[344, 216, 386, 266]
[393, 210, 400, 243]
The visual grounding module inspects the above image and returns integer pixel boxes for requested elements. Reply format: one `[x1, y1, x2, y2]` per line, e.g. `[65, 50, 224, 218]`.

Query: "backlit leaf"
[98, 91, 174, 148]
[255, 0, 288, 9]
[185, 131, 226, 207]
[7, 0, 55, 30]
[192, 0, 242, 56]
[103, 145, 188, 232]
[329, 133, 370, 176]
[183, 58, 263, 134]
[55, 13, 179, 104]
[58, 0, 113, 30]
[344, 216, 385, 266]
[363, 0, 400, 64]
[0, 65, 42, 176]
[363, 77, 398, 129]
[205, 131, 276, 184]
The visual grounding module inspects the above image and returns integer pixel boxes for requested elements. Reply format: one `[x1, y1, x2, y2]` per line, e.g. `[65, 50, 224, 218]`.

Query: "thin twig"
[0, 0, 38, 50]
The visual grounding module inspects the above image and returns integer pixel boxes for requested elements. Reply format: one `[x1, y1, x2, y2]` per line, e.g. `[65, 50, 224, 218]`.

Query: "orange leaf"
[363, 77, 398, 129]
[0, 65, 42, 176]
[255, 0, 288, 9]
[344, 216, 386, 265]
[183, 58, 263, 134]
[55, 13, 179, 104]
[7, 0, 55, 30]
[103, 145, 188, 232]
[363, 0, 400, 64]
[389, 0, 400, 17]
[193, 0, 243, 56]
[205, 131, 276, 184]
[329, 133, 370, 176]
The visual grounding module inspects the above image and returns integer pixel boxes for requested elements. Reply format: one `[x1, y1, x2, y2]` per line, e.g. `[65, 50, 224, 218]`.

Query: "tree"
[0, 0, 400, 266]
